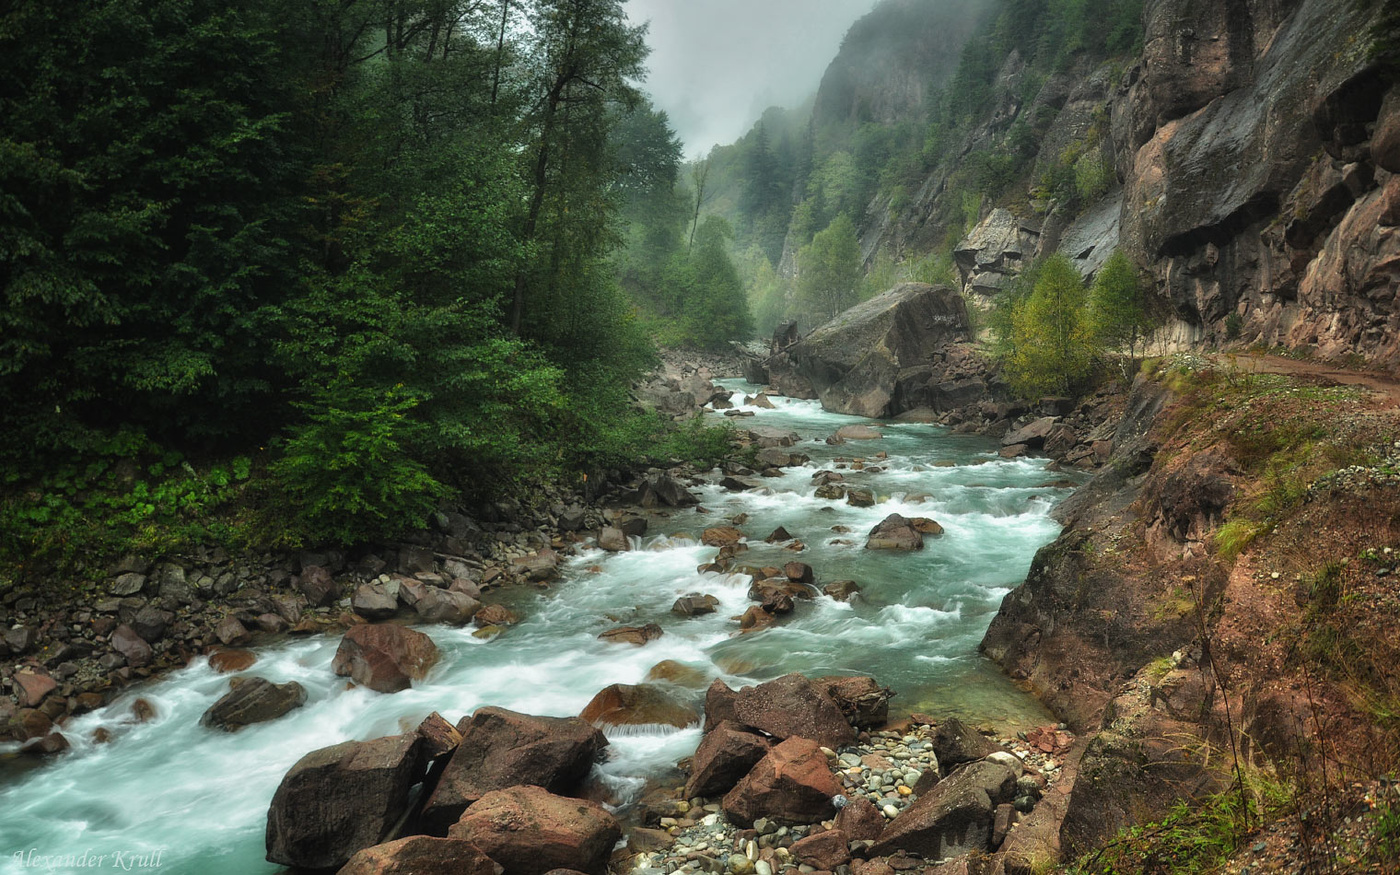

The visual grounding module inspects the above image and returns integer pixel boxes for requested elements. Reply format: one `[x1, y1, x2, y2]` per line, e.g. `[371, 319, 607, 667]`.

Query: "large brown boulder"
[265, 733, 425, 870]
[597, 624, 662, 646]
[637, 473, 699, 508]
[869, 760, 1018, 860]
[110, 624, 153, 667]
[933, 717, 1010, 768]
[200, 677, 307, 731]
[790, 829, 852, 870]
[297, 564, 339, 607]
[448, 786, 622, 875]
[816, 676, 894, 729]
[352, 584, 400, 620]
[684, 721, 772, 799]
[579, 683, 697, 729]
[767, 283, 971, 418]
[332, 624, 440, 694]
[721, 737, 843, 827]
[732, 674, 856, 749]
[703, 678, 740, 731]
[339, 836, 503, 875]
[420, 707, 607, 835]
[865, 514, 925, 551]
[414, 587, 481, 625]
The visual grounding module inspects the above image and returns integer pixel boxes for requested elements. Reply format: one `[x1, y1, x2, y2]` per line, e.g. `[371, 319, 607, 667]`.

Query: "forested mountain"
[0, 0, 710, 552]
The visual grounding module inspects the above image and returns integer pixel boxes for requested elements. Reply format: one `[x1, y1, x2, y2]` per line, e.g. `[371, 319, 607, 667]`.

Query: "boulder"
[297, 565, 339, 607]
[846, 488, 875, 508]
[720, 476, 760, 492]
[20, 732, 70, 756]
[110, 624, 153, 667]
[637, 473, 699, 508]
[869, 761, 1017, 859]
[732, 674, 856, 748]
[215, 616, 252, 647]
[448, 786, 621, 875]
[703, 679, 740, 731]
[414, 588, 481, 625]
[332, 624, 440, 694]
[514, 549, 560, 582]
[790, 829, 851, 870]
[768, 284, 971, 418]
[353, 584, 400, 620]
[865, 514, 925, 551]
[208, 648, 257, 673]
[1001, 417, 1059, 449]
[597, 527, 630, 552]
[721, 737, 843, 827]
[598, 624, 663, 646]
[737, 605, 776, 632]
[131, 606, 173, 642]
[685, 721, 773, 798]
[756, 447, 803, 468]
[701, 526, 745, 547]
[201, 677, 307, 731]
[816, 676, 894, 729]
[339, 836, 504, 875]
[835, 425, 882, 441]
[579, 683, 697, 729]
[672, 593, 720, 616]
[783, 562, 814, 584]
[765, 526, 795, 543]
[13, 671, 57, 709]
[910, 517, 945, 536]
[415, 711, 464, 759]
[835, 796, 887, 842]
[265, 733, 425, 870]
[933, 717, 1010, 768]
[823, 580, 861, 601]
[474, 604, 519, 628]
[420, 707, 607, 835]
[110, 573, 147, 596]
[645, 660, 709, 688]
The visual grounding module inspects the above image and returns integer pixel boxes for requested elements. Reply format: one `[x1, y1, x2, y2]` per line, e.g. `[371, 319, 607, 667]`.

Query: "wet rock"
[12, 708, 53, 741]
[685, 720, 773, 798]
[815, 483, 848, 500]
[835, 796, 887, 842]
[474, 604, 519, 628]
[579, 683, 697, 729]
[597, 526, 630, 552]
[846, 488, 876, 508]
[737, 605, 777, 632]
[909, 517, 944, 536]
[331, 624, 440, 694]
[448, 786, 621, 875]
[732, 673, 856, 748]
[816, 676, 893, 729]
[823, 580, 861, 601]
[110, 624, 153, 667]
[201, 677, 307, 731]
[784, 562, 815, 583]
[420, 707, 607, 835]
[672, 593, 720, 616]
[352, 584, 399, 620]
[870, 760, 1017, 859]
[865, 514, 924, 551]
[836, 425, 883, 441]
[598, 623, 663, 646]
[722, 737, 844, 827]
[215, 616, 251, 647]
[765, 526, 795, 543]
[791, 828, 851, 870]
[339, 836, 503, 875]
[933, 717, 1009, 767]
[414, 588, 481, 625]
[721, 476, 760, 492]
[704, 678, 741, 731]
[644, 660, 709, 687]
[265, 732, 425, 870]
[296, 565, 339, 608]
[515, 549, 561, 582]
[20, 732, 70, 756]
[702, 526, 745, 547]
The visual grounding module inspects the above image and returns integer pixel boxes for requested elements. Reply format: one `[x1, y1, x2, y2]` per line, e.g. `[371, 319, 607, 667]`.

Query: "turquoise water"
[0, 381, 1068, 874]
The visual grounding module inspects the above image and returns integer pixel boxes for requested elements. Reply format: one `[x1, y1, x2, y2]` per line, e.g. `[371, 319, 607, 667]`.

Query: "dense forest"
[0, 0, 749, 559]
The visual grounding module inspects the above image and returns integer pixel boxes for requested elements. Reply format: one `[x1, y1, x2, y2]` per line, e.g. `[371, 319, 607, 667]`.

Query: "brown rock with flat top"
[703, 678, 740, 731]
[111, 624, 153, 667]
[414, 587, 481, 625]
[702, 526, 745, 547]
[835, 796, 887, 842]
[816, 676, 893, 729]
[265, 733, 425, 870]
[201, 677, 307, 731]
[339, 836, 503, 875]
[732, 674, 856, 748]
[685, 721, 772, 798]
[415, 711, 463, 759]
[14, 672, 56, 708]
[870, 760, 1017, 860]
[579, 683, 697, 729]
[721, 737, 843, 827]
[866, 514, 924, 551]
[420, 707, 607, 835]
[598, 624, 662, 646]
[791, 829, 851, 870]
[352, 584, 399, 620]
[208, 648, 257, 673]
[597, 527, 630, 552]
[933, 717, 1008, 767]
[448, 786, 621, 875]
[332, 624, 440, 694]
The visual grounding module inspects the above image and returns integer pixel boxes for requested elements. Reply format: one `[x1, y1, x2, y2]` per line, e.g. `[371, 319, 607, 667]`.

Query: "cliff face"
[845, 0, 1397, 370]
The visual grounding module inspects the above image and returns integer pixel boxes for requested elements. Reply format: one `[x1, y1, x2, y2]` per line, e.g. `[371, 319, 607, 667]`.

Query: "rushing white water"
[0, 382, 1072, 874]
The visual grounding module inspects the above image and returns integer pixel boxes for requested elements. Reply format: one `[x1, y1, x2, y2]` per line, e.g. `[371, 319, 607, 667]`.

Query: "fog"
[626, 0, 881, 157]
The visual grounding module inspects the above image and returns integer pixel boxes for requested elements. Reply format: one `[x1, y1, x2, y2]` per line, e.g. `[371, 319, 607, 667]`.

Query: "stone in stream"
[339, 836, 503, 875]
[703, 678, 740, 731]
[685, 720, 772, 798]
[815, 483, 848, 500]
[473, 604, 519, 628]
[846, 488, 876, 508]
[701, 526, 745, 547]
[644, 660, 710, 687]
[578, 683, 697, 729]
[783, 562, 815, 583]
[835, 425, 883, 441]
[823, 580, 861, 601]
[200, 676, 307, 732]
[869, 760, 1018, 860]
[419, 707, 607, 835]
[265, 732, 426, 870]
[413, 587, 480, 625]
[865, 514, 925, 551]
[672, 593, 719, 616]
[415, 711, 463, 759]
[597, 526, 630, 552]
[764, 526, 795, 543]
[598, 623, 663, 646]
[722, 737, 844, 827]
[816, 676, 894, 729]
[720, 476, 760, 492]
[448, 786, 621, 875]
[910, 516, 945, 536]
[331, 624, 440, 694]
[1001, 416, 1059, 449]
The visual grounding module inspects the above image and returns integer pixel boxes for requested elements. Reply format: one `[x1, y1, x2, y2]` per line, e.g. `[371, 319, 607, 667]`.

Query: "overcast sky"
[625, 0, 881, 158]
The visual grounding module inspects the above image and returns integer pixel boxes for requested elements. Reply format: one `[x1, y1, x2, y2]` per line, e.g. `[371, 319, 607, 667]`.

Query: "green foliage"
[655, 416, 736, 469]
[1089, 250, 1154, 364]
[1003, 254, 1097, 397]
[796, 214, 863, 326]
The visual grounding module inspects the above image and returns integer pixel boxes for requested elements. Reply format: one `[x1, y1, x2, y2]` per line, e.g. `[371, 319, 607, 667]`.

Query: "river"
[0, 382, 1071, 874]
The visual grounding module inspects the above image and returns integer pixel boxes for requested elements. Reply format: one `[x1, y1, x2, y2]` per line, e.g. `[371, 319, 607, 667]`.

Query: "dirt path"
[1210, 352, 1400, 408]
